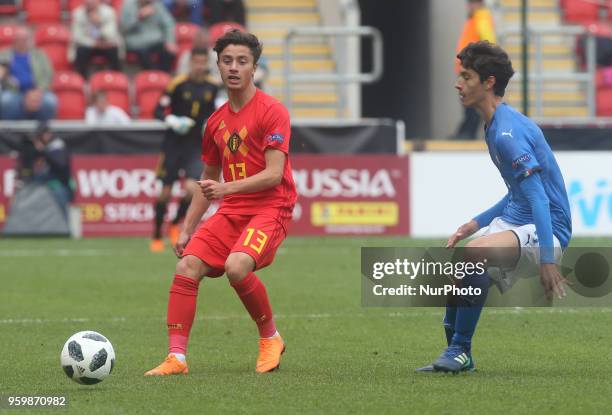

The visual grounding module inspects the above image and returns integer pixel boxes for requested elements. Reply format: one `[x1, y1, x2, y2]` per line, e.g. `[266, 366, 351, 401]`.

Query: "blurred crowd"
[0, 0, 262, 122]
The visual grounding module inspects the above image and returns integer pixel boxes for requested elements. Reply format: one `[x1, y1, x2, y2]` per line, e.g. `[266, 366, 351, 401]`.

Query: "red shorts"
[182, 213, 288, 277]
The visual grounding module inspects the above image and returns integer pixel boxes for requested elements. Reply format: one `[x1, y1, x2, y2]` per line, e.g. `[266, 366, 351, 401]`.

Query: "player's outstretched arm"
[200, 149, 285, 200]
[174, 164, 221, 257]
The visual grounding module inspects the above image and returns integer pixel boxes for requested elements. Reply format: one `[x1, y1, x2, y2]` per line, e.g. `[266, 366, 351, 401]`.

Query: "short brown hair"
[457, 41, 515, 97]
[213, 29, 263, 64]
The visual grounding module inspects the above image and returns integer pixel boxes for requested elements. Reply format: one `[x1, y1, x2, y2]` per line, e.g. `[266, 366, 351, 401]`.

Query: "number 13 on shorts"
[243, 228, 268, 254]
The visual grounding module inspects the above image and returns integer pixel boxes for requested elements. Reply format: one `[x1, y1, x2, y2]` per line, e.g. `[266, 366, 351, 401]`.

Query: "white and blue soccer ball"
[60, 331, 115, 385]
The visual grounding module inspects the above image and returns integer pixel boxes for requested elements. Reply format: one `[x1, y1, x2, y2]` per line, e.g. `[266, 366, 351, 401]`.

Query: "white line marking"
[2, 308, 612, 325]
[0, 249, 131, 257]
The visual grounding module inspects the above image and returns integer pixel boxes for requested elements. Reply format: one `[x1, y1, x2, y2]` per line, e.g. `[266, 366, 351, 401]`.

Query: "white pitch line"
[2, 308, 612, 325]
[0, 249, 131, 257]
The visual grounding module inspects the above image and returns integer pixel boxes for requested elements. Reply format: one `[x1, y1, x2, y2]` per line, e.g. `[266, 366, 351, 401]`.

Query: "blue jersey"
[478, 103, 572, 252]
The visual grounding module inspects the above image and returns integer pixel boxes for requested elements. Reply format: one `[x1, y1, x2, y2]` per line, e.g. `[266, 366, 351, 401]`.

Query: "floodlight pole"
[521, 0, 529, 116]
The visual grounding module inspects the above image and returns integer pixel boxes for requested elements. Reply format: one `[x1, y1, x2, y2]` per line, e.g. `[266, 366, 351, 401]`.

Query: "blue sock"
[451, 272, 490, 352]
[443, 305, 456, 346]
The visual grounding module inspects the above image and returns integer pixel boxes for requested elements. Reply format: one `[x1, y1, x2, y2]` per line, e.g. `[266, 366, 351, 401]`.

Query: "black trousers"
[74, 46, 121, 78]
[129, 42, 176, 73]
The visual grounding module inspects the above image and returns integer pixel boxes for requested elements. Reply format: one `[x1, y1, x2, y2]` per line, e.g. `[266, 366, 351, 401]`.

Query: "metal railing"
[498, 26, 597, 120]
[283, 26, 383, 119]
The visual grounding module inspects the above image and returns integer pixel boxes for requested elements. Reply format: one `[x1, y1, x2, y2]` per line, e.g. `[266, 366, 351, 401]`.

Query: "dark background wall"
[359, 0, 431, 138]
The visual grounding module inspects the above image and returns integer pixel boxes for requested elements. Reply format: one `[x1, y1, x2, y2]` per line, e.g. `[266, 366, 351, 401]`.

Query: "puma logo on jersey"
[501, 129, 513, 138]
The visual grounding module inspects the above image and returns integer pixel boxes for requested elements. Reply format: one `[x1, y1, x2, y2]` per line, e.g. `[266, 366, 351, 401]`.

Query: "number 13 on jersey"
[243, 228, 268, 254]
[229, 162, 247, 181]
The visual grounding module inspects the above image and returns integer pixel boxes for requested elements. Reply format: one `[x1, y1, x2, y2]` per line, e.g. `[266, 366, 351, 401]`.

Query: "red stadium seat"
[175, 22, 200, 56]
[52, 71, 86, 119]
[0, 24, 18, 50]
[209, 21, 246, 44]
[35, 24, 71, 71]
[89, 70, 130, 114]
[23, 0, 62, 24]
[596, 87, 612, 115]
[0, 1, 18, 16]
[563, 0, 601, 24]
[69, 0, 123, 15]
[67, 0, 82, 10]
[134, 70, 171, 119]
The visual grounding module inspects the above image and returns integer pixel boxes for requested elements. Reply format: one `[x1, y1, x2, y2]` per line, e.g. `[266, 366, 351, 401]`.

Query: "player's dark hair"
[457, 41, 514, 97]
[213, 29, 263, 64]
[191, 47, 208, 58]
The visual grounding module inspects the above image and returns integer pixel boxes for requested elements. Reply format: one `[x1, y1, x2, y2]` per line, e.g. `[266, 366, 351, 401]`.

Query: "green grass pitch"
[1, 236, 612, 414]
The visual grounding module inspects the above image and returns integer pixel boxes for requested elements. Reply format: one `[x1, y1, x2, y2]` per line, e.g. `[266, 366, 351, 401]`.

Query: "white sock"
[172, 353, 186, 362]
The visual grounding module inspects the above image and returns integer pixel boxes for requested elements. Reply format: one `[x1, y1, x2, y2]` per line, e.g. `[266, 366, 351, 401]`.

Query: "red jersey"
[202, 89, 297, 219]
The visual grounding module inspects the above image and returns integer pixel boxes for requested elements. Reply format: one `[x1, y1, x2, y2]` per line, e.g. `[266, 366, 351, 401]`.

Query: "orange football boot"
[256, 335, 285, 373]
[149, 239, 164, 253]
[144, 354, 189, 376]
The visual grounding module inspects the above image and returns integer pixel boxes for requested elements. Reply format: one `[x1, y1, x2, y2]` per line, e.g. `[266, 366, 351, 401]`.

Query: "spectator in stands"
[85, 89, 131, 125]
[207, 0, 245, 26]
[451, 0, 496, 140]
[0, 27, 57, 122]
[162, 0, 204, 25]
[121, 0, 178, 72]
[176, 28, 212, 76]
[70, 0, 123, 78]
[16, 122, 74, 215]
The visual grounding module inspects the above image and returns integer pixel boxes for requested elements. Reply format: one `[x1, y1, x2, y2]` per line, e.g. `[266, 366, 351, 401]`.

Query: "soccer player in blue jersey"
[417, 41, 572, 373]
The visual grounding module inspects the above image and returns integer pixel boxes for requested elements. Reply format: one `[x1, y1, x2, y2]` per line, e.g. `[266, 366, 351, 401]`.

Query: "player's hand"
[447, 219, 479, 248]
[199, 179, 226, 200]
[539, 263, 568, 300]
[174, 230, 191, 258]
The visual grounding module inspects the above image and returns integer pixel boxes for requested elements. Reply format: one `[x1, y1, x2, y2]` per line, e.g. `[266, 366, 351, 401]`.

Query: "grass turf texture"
[1, 236, 612, 415]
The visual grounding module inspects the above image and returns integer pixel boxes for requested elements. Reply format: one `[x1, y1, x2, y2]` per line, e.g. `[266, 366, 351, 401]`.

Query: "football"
[60, 331, 115, 385]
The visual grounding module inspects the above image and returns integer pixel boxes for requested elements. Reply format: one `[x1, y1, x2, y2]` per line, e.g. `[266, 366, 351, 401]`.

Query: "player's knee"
[175, 256, 203, 279]
[224, 257, 251, 281]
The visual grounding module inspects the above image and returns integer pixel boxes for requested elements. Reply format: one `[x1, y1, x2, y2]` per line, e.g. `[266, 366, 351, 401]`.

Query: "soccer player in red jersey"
[145, 29, 297, 376]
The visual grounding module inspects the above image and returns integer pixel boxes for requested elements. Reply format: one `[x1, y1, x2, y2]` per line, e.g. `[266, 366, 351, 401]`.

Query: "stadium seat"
[52, 71, 86, 119]
[69, 0, 123, 14]
[67, 0, 80, 9]
[0, 0, 18, 17]
[134, 70, 171, 119]
[595, 67, 611, 88]
[209, 21, 247, 44]
[562, 0, 601, 24]
[176, 22, 199, 56]
[35, 24, 71, 71]
[22, 0, 62, 24]
[89, 70, 130, 114]
[0, 24, 18, 50]
[596, 87, 612, 115]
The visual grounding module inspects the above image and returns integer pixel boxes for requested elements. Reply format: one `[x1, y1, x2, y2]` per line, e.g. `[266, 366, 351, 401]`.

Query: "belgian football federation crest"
[222, 126, 249, 159]
[228, 131, 242, 153]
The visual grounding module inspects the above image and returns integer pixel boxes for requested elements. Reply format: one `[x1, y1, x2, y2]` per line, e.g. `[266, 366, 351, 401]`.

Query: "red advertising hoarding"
[291, 155, 409, 235]
[0, 154, 409, 236]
